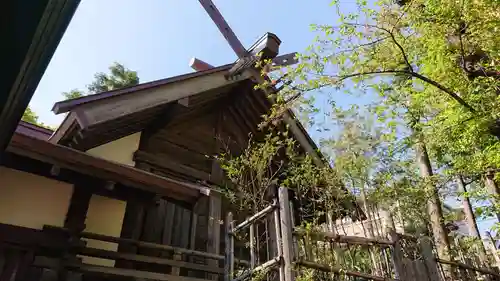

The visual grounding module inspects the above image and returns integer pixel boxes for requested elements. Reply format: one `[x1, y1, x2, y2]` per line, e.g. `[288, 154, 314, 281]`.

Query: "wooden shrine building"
[0, 61, 359, 281]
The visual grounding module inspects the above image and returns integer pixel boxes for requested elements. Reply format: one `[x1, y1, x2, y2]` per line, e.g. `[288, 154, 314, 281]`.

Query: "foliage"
[21, 62, 139, 130]
[220, 0, 499, 271]
[22, 106, 40, 125]
[217, 128, 351, 220]
[62, 89, 85, 100]
[255, 0, 500, 254]
[87, 62, 139, 94]
[22, 106, 55, 130]
[62, 62, 139, 100]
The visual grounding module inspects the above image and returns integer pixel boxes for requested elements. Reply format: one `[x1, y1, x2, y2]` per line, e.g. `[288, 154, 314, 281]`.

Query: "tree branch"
[279, 70, 476, 113]
[408, 72, 476, 112]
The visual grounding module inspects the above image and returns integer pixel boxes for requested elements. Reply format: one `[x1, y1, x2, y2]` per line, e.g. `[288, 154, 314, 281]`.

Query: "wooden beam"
[294, 229, 393, 246]
[8, 133, 206, 201]
[34, 257, 213, 281]
[143, 139, 212, 172]
[134, 150, 212, 183]
[78, 247, 224, 274]
[296, 260, 397, 281]
[232, 204, 276, 233]
[43, 225, 239, 262]
[0, 0, 80, 152]
[141, 103, 176, 143]
[0, 223, 67, 249]
[76, 70, 252, 128]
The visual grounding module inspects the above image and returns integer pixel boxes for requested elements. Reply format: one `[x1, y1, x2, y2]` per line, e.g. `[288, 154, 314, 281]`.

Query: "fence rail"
[27, 225, 256, 281]
[293, 226, 500, 281]
[43, 225, 249, 266]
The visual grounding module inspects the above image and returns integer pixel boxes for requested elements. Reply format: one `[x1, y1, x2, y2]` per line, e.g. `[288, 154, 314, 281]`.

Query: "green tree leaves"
[61, 89, 85, 100]
[22, 106, 39, 125]
[62, 62, 139, 100]
[87, 62, 139, 94]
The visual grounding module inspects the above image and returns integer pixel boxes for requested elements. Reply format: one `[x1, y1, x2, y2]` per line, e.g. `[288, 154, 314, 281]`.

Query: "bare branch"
[331, 36, 390, 56]
[343, 22, 414, 72]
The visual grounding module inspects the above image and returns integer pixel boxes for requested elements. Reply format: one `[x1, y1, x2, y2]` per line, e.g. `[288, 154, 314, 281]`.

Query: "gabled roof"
[52, 63, 234, 114]
[49, 64, 253, 150]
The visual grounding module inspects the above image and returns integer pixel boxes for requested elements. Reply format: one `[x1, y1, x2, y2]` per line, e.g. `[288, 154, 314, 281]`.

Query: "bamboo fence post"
[249, 221, 256, 269]
[224, 212, 234, 281]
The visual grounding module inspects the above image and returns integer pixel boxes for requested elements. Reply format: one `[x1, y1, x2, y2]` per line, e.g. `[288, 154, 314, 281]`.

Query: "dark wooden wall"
[116, 83, 273, 277]
[135, 81, 272, 185]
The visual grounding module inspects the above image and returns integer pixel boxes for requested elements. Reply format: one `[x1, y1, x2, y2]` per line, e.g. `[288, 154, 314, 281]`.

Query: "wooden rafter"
[236, 95, 260, 132]
[226, 105, 254, 141]
[243, 89, 265, 124]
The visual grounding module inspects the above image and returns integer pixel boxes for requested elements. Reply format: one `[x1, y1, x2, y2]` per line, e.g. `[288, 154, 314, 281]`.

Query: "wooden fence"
[223, 186, 500, 281]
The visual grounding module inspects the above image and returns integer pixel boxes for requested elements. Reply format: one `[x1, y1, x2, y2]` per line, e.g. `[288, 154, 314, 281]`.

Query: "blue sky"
[31, 0, 357, 126]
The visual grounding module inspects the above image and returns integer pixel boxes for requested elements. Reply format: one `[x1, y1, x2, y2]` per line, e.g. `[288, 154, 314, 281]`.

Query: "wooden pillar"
[388, 230, 405, 281]
[56, 183, 92, 281]
[278, 187, 294, 281]
[207, 193, 222, 280]
[419, 236, 441, 281]
[268, 187, 278, 260]
[273, 201, 284, 281]
[64, 184, 92, 232]
[117, 192, 147, 268]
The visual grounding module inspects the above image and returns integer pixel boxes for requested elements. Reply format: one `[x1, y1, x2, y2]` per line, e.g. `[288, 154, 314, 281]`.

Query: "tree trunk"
[484, 170, 500, 223]
[381, 208, 396, 234]
[415, 140, 451, 260]
[457, 176, 488, 265]
[457, 176, 481, 238]
[360, 185, 376, 238]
